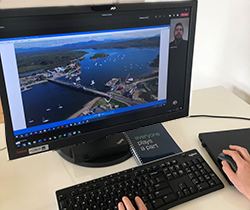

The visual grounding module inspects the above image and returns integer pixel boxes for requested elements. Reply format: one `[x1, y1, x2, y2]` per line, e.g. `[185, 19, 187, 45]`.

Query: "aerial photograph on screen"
[14, 29, 161, 128]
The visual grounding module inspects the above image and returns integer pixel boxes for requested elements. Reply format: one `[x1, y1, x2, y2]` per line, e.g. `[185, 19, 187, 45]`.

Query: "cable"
[189, 115, 250, 121]
[0, 147, 6, 152]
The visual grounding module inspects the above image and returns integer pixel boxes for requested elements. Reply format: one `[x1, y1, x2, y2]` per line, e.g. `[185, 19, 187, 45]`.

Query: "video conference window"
[169, 18, 189, 49]
[167, 18, 190, 104]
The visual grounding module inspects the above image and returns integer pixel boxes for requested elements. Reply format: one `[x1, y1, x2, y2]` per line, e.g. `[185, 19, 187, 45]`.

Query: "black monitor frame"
[0, 0, 197, 161]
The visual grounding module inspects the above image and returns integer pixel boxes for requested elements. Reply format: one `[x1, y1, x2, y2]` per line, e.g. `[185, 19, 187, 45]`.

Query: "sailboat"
[58, 104, 63, 109]
[42, 117, 49, 123]
[90, 80, 95, 86]
[28, 119, 34, 123]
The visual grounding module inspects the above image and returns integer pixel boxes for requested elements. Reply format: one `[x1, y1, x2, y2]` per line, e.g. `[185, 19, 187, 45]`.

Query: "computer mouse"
[218, 152, 237, 172]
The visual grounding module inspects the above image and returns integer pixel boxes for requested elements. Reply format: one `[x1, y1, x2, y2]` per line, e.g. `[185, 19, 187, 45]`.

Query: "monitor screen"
[0, 1, 197, 161]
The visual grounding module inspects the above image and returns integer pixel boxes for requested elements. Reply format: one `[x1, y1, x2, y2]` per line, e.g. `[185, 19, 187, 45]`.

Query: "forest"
[17, 51, 88, 74]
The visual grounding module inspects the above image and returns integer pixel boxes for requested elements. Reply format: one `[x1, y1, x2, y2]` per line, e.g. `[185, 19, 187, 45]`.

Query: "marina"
[20, 48, 159, 128]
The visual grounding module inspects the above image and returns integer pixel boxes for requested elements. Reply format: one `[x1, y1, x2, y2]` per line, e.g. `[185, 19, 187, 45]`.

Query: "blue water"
[19, 69, 44, 76]
[21, 48, 159, 128]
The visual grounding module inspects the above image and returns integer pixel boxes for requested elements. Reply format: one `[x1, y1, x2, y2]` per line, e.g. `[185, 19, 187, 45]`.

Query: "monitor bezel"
[0, 0, 197, 160]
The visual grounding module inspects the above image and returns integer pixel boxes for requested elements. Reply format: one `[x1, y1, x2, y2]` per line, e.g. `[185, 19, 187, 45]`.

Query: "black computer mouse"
[218, 152, 237, 172]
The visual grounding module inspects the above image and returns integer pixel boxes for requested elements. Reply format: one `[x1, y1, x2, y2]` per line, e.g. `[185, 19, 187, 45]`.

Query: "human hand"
[118, 196, 147, 210]
[222, 145, 250, 200]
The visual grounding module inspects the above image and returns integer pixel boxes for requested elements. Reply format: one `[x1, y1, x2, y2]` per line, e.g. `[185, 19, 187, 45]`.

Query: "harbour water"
[21, 48, 159, 128]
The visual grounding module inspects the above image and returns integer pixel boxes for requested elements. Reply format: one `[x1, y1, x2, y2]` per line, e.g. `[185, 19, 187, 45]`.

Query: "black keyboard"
[56, 149, 224, 210]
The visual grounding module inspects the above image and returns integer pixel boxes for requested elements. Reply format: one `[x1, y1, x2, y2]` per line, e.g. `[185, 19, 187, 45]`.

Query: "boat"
[76, 76, 81, 82]
[28, 119, 34, 123]
[90, 80, 95, 86]
[42, 117, 49, 123]
[58, 104, 63, 109]
[99, 64, 102, 67]
[95, 63, 97, 66]
[46, 108, 51, 111]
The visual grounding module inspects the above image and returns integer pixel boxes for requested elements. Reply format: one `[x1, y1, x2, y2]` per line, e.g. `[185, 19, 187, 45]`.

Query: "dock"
[105, 78, 119, 87]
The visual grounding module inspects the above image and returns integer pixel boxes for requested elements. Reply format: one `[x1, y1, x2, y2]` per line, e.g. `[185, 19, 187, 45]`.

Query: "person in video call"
[167, 22, 188, 104]
[169, 22, 187, 50]
[118, 145, 250, 209]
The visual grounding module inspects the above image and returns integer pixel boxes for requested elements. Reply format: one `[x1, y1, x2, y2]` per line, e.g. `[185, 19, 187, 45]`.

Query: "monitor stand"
[57, 132, 131, 167]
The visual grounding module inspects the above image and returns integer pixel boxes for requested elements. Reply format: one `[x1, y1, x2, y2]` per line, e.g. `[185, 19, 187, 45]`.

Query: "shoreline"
[67, 97, 101, 119]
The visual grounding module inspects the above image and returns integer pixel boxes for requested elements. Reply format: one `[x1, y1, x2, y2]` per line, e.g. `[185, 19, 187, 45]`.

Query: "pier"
[21, 86, 32, 93]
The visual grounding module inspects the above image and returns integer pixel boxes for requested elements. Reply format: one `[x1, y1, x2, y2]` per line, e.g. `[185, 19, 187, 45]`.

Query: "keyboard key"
[144, 202, 154, 210]
[196, 182, 209, 191]
[152, 198, 165, 209]
[178, 182, 187, 190]
[148, 193, 155, 200]
[150, 171, 161, 178]
[183, 188, 191, 196]
[165, 173, 174, 180]
[163, 193, 177, 204]
[177, 191, 185, 198]
[154, 182, 169, 191]
[155, 176, 165, 183]
[155, 188, 173, 198]
[189, 186, 197, 194]
[210, 173, 221, 185]
[60, 200, 68, 209]
[58, 194, 67, 201]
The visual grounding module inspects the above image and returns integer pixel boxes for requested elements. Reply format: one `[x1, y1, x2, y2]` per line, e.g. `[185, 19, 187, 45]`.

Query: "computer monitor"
[0, 0, 197, 166]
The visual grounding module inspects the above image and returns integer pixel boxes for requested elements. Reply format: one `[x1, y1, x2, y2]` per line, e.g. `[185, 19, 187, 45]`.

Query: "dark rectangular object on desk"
[199, 128, 250, 184]
[125, 123, 182, 165]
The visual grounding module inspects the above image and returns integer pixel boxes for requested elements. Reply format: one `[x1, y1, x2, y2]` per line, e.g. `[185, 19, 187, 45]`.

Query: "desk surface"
[1, 86, 250, 210]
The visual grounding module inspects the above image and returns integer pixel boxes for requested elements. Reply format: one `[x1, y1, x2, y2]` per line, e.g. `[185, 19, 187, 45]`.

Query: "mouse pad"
[199, 128, 250, 185]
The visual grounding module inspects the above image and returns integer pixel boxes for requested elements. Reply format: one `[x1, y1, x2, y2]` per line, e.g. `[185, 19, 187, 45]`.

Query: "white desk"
[1, 86, 250, 210]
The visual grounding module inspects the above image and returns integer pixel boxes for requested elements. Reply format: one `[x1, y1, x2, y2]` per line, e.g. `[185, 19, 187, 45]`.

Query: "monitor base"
[57, 132, 131, 167]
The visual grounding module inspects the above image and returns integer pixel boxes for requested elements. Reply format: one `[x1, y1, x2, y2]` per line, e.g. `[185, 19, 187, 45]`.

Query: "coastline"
[68, 97, 101, 119]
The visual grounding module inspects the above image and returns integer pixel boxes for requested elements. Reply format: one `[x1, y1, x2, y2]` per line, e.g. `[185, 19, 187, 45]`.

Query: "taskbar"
[13, 102, 183, 150]
[14, 99, 167, 138]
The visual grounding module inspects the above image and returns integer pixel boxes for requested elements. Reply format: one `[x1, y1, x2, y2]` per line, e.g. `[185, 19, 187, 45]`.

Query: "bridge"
[47, 78, 111, 98]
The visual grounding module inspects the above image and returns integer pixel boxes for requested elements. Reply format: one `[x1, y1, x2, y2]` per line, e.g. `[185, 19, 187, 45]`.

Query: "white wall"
[146, 0, 250, 104]
[192, 0, 250, 104]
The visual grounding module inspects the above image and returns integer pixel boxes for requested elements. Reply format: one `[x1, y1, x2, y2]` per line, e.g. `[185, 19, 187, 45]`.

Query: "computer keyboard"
[56, 149, 224, 210]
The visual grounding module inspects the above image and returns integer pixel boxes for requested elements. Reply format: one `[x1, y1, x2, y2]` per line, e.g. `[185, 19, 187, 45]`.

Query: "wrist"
[246, 190, 250, 201]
